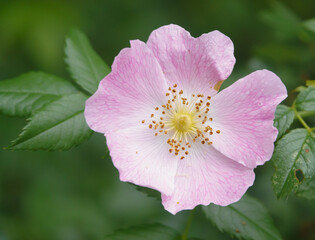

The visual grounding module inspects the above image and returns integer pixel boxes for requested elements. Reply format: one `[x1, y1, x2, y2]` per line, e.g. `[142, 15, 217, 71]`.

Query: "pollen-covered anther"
[144, 84, 216, 158]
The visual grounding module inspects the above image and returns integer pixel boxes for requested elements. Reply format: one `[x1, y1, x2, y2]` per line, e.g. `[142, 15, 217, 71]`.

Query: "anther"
[151, 114, 154, 118]
[141, 120, 145, 123]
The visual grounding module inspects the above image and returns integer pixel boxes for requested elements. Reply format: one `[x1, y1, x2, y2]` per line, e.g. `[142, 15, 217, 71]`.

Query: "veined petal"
[162, 144, 255, 214]
[84, 40, 168, 134]
[209, 70, 287, 168]
[106, 126, 179, 196]
[147, 24, 235, 96]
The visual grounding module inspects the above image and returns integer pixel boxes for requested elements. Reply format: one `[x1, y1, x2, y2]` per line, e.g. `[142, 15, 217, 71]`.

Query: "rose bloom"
[85, 24, 287, 214]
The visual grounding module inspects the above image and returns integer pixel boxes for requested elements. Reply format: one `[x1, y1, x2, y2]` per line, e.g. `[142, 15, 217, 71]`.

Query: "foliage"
[202, 195, 282, 240]
[0, 1, 314, 239]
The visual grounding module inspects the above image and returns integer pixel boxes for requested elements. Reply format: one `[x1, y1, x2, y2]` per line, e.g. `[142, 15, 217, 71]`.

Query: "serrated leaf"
[295, 86, 315, 111]
[296, 177, 315, 200]
[9, 93, 92, 151]
[273, 105, 294, 139]
[0, 72, 77, 117]
[65, 29, 110, 95]
[272, 129, 315, 199]
[104, 223, 181, 240]
[202, 195, 282, 240]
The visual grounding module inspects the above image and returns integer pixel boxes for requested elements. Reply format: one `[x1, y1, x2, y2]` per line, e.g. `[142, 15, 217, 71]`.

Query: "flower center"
[141, 84, 220, 160]
[172, 113, 194, 132]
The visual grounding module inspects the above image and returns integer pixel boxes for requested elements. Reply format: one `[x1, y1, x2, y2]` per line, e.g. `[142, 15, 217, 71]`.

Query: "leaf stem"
[181, 209, 195, 240]
[292, 105, 312, 132]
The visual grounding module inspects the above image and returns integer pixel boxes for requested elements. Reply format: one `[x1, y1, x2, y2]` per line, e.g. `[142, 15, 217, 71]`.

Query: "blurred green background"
[0, 0, 314, 239]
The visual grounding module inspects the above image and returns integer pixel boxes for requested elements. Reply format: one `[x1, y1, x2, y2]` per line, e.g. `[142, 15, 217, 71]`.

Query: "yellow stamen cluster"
[141, 84, 220, 160]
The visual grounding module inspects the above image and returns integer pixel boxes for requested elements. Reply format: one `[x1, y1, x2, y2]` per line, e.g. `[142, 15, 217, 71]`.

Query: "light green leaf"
[65, 29, 110, 95]
[0, 72, 77, 117]
[273, 105, 294, 139]
[306, 80, 315, 87]
[272, 129, 315, 199]
[104, 223, 181, 240]
[202, 195, 282, 240]
[9, 93, 92, 151]
[303, 18, 315, 33]
[296, 177, 315, 200]
[295, 86, 315, 111]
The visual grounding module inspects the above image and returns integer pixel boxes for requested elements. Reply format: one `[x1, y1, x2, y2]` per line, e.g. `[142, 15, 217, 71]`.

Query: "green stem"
[181, 209, 195, 240]
[292, 106, 311, 132]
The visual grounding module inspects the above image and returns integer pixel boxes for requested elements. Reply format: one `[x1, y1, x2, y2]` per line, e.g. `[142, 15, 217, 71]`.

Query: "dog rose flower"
[84, 24, 287, 214]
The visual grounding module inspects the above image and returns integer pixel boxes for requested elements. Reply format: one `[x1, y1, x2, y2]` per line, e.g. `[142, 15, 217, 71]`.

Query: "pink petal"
[209, 70, 287, 168]
[162, 144, 255, 214]
[84, 40, 168, 134]
[147, 24, 235, 96]
[106, 126, 179, 196]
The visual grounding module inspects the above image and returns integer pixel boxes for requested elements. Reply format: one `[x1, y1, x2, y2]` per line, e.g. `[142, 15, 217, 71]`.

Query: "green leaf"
[295, 86, 315, 111]
[65, 29, 110, 95]
[9, 93, 92, 151]
[273, 105, 294, 139]
[134, 185, 161, 200]
[104, 223, 181, 240]
[0, 72, 77, 117]
[296, 177, 315, 200]
[303, 18, 315, 33]
[306, 80, 315, 87]
[202, 195, 282, 240]
[272, 129, 315, 199]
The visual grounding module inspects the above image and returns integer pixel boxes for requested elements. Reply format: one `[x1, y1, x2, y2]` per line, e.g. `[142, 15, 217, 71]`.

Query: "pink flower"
[84, 24, 287, 214]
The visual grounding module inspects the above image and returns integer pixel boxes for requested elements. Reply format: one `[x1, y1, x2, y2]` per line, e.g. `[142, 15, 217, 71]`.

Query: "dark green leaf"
[202, 195, 282, 240]
[295, 86, 315, 111]
[0, 72, 77, 117]
[272, 129, 315, 199]
[104, 223, 180, 240]
[9, 93, 92, 151]
[273, 105, 294, 139]
[260, 2, 301, 40]
[134, 185, 161, 200]
[65, 29, 110, 95]
[296, 177, 315, 200]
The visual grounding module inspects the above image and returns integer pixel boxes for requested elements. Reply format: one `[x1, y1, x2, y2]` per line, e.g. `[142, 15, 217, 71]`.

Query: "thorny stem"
[292, 105, 312, 132]
[181, 209, 195, 240]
